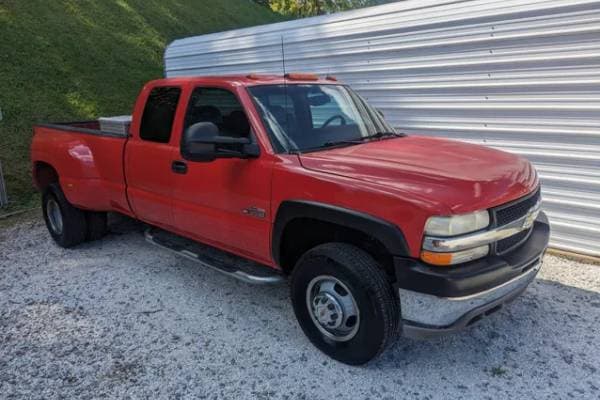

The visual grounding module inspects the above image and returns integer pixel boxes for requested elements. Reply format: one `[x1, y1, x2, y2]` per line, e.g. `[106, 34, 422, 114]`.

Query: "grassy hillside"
[0, 0, 282, 212]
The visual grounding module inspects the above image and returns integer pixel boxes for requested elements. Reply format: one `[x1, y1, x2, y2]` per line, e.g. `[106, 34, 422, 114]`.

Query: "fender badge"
[242, 206, 266, 219]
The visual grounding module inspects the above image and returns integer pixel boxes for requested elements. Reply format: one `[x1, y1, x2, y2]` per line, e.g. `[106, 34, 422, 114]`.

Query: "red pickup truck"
[31, 74, 549, 365]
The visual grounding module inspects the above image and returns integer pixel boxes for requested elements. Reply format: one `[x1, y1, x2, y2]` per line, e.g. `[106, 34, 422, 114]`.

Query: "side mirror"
[181, 122, 260, 162]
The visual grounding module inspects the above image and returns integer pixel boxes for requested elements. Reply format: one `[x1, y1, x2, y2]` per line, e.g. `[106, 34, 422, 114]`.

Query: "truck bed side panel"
[31, 125, 131, 215]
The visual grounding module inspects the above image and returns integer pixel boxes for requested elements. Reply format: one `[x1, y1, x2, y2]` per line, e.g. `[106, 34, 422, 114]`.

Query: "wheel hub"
[47, 198, 63, 235]
[306, 275, 360, 342]
[313, 292, 344, 329]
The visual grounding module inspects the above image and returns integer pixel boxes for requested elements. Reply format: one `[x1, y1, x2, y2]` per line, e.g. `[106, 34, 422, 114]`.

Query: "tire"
[290, 242, 400, 365]
[85, 211, 108, 241]
[42, 183, 88, 248]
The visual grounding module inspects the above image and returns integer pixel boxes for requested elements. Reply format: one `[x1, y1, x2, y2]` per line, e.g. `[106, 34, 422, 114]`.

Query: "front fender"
[272, 200, 410, 265]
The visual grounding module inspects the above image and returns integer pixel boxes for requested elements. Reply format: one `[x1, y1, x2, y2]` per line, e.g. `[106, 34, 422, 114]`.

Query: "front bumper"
[395, 212, 549, 338]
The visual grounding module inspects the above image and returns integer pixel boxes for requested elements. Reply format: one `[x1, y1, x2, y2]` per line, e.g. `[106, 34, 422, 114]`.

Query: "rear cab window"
[140, 86, 181, 143]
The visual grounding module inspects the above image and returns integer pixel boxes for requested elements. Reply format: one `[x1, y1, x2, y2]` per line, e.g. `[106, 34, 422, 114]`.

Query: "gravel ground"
[1, 215, 599, 399]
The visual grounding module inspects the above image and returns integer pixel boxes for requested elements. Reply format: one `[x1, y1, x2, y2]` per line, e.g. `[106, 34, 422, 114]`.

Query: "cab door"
[170, 85, 273, 264]
[125, 85, 182, 229]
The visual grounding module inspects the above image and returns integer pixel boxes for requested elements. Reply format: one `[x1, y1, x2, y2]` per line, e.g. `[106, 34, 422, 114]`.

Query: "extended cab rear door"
[125, 84, 184, 229]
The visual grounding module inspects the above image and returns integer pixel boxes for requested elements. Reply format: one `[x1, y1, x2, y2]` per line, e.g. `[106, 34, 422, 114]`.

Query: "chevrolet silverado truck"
[31, 73, 549, 365]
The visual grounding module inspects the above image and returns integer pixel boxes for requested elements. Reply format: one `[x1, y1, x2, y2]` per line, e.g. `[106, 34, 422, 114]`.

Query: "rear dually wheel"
[42, 183, 88, 248]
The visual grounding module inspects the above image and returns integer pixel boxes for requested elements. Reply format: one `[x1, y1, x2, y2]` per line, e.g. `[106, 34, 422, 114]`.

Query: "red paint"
[31, 75, 539, 264]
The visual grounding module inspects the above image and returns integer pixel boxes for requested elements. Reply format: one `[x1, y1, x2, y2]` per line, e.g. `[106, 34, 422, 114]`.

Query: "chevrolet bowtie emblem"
[522, 202, 541, 229]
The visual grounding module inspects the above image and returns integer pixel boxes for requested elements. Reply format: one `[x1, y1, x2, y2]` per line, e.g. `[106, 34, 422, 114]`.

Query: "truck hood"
[298, 136, 538, 213]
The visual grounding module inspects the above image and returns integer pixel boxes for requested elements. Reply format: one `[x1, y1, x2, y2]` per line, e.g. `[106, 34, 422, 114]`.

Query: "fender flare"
[272, 200, 410, 265]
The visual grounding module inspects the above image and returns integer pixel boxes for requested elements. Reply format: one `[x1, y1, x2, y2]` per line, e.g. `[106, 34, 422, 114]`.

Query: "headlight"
[424, 210, 490, 237]
[421, 210, 491, 266]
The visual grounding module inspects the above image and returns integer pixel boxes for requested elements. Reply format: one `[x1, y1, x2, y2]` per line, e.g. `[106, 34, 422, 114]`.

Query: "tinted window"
[249, 84, 396, 152]
[140, 87, 181, 143]
[184, 88, 250, 138]
[267, 93, 295, 115]
[308, 91, 355, 128]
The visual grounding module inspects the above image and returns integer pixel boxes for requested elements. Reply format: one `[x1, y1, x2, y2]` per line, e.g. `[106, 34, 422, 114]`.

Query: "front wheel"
[290, 243, 400, 365]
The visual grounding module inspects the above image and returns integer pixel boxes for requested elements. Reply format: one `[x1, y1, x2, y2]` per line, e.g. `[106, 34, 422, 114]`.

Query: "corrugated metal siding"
[165, 0, 600, 257]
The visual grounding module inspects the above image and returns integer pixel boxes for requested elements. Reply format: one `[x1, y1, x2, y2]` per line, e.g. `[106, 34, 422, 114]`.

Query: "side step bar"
[145, 228, 285, 285]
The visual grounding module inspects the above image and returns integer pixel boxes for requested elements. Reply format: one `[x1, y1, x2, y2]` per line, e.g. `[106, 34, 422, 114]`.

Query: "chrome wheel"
[306, 275, 360, 342]
[46, 198, 63, 235]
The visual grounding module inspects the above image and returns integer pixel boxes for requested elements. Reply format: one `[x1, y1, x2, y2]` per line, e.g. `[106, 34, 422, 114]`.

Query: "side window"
[140, 86, 181, 143]
[184, 87, 250, 138]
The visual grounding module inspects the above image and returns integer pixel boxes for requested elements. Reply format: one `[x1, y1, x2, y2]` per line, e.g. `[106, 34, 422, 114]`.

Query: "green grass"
[0, 0, 282, 212]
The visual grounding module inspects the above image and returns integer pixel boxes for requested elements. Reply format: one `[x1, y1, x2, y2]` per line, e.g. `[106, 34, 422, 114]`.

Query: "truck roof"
[148, 73, 340, 86]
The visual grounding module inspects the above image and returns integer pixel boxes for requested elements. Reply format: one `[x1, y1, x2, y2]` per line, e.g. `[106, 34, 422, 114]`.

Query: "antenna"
[280, 35, 287, 75]
[280, 35, 295, 153]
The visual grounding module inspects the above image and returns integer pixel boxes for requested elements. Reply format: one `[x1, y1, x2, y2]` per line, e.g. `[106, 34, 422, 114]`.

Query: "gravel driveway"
[1, 215, 599, 399]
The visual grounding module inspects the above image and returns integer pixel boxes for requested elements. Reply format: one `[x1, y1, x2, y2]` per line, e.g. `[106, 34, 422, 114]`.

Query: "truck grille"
[492, 188, 541, 255]
[496, 229, 531, 254]
[494, 189, 541, 227]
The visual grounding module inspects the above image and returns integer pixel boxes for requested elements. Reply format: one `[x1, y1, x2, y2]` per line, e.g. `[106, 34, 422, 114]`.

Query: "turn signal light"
[421, 245, 489, 266]
[420, 251, 453, 266]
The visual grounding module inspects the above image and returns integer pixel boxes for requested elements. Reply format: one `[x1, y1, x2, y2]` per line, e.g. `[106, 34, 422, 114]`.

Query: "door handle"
[171, 160, 188, 174]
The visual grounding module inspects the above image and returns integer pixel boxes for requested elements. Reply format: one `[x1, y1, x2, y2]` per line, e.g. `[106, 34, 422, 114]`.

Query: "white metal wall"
[165, 0, 600, 257]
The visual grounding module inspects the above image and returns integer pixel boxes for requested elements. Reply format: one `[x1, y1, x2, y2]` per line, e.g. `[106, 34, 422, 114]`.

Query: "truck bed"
[36, 120, 128, 138]
[31, 121, 131, 215]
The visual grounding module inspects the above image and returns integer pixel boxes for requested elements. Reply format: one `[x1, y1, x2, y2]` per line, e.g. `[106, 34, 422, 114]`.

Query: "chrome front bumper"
[401, 257, 542, 338]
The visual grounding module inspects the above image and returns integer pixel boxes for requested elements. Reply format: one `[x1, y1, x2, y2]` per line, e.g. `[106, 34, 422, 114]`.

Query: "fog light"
[421, 245, 489, 266]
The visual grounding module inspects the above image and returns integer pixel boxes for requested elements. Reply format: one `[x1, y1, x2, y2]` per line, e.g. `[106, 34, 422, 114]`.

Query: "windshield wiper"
[322, 131, 404, 148]
[322, 139, 366, 147]
[364, 131, 405, 140]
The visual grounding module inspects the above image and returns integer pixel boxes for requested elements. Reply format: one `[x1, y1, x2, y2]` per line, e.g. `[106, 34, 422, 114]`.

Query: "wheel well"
[33, 162, 59, 191]
[278, 218, 395, 280]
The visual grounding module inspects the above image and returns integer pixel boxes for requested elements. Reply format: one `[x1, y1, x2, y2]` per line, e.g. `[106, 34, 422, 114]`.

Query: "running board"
[144, 228, 285, 285]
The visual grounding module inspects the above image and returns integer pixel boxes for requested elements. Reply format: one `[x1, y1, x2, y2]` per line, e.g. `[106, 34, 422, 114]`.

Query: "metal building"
[165, 0, 600, 257]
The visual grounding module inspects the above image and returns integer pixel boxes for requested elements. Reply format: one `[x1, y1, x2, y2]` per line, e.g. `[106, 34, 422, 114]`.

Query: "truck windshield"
[248, 84, 401, 153]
